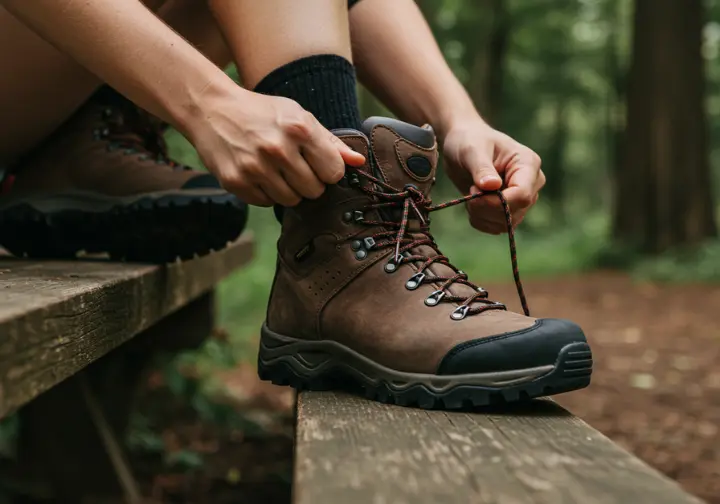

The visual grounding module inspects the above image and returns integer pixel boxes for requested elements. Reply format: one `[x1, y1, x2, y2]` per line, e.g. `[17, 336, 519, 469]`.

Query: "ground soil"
[491, 272, 720, 504]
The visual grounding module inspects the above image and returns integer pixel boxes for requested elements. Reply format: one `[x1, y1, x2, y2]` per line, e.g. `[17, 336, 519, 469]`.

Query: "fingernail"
[480, 176, 500, 185]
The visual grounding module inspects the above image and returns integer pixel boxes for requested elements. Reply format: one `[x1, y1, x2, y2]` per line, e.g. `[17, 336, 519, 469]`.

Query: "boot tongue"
[361, 117, 437, 196]
[360, 118, 483, 303]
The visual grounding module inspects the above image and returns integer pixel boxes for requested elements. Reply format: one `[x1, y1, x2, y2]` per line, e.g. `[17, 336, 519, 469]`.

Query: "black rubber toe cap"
[437, 318, 587, 375]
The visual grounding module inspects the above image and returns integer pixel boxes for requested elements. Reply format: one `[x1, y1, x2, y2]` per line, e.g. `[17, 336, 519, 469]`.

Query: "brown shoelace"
[348, 168, 530, 319]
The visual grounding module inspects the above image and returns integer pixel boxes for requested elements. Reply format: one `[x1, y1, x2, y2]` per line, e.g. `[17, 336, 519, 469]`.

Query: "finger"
[536, 169, 547, 191]
[512, 208, 528, 228]
[231, 186, 273, 207]
[468, 196, 525, 229]
[276, 149, 326, 200]
[467, 202, 508, 235]
[246, 187, 274, 207]
[469, 215, 507, 235]
[460, 143, 502, 191]
[467, 186, 503, 215]
[300, 118, 352, 184]
[218, 173, 273, 207]
[503, 186, 535, 213]
[503, 153, 541, 211]
[328, 133, 365, 167]
[259, 172, 303, 207]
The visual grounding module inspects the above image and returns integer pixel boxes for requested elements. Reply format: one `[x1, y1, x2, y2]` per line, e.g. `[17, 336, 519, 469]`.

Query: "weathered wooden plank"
[295, 391, 703, 504]
[0, 234, 253, 417]
[18, 293, 216, 502]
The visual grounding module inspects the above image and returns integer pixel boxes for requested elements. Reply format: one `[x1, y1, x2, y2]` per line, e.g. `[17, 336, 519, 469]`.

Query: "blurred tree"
[614, 0, 717, 253]
[604, 0, 627, 195]
[466, 0, 510, 125]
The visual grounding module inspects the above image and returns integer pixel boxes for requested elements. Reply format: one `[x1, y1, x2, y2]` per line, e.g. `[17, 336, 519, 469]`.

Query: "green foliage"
[633, 241, 720, 283]
[0, 415, 18, 458]
[165, 450, 205, 472]
[127, 413, 165, 454]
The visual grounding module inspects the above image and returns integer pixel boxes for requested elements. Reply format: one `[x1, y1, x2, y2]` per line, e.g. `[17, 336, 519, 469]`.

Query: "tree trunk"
[544, 100, 569, 223]
[605, 0, 625, 195]
[468, 0, 510, 126]
[614, 0, 716, 253]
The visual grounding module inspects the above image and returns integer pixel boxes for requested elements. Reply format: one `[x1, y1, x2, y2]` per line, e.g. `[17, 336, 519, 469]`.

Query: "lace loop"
[96, 106, 188, 172]
[348, 167, 530, 317]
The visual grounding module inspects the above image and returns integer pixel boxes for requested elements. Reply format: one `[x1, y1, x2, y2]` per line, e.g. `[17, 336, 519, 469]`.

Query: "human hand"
[189, 87, 365, 207]
[442, 120, 545, 234]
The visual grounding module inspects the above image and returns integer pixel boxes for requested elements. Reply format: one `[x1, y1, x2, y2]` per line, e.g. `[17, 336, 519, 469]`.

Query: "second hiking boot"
[0, 87, 247, 262]
[258, 117, 592, 409]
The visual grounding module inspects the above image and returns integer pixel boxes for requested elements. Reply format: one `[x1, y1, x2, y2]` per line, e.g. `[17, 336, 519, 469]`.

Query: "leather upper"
[266, 119, 585, 375]
[8, 97, 207, 198]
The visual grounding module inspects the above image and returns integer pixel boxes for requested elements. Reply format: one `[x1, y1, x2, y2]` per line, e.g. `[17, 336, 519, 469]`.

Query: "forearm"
[350, 0, 481, 141]
[1, 0, 236, 137]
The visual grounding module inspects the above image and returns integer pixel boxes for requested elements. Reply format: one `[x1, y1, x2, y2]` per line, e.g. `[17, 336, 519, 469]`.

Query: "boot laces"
[348, 168, 530, 319]
[93, 105, 188, 171]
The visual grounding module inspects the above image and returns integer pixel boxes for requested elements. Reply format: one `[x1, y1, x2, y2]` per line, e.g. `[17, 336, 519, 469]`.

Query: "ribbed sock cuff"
[253, 54, 361, 130]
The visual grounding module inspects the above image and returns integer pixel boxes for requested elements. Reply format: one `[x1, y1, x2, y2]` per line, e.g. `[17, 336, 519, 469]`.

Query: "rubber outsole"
[257, 325, 592, 410]
[0, 190, 248, 263]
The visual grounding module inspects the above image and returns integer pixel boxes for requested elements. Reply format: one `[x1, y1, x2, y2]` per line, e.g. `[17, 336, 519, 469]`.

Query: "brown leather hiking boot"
[258, 117, 592, 409]
[0, 87, 247, 262]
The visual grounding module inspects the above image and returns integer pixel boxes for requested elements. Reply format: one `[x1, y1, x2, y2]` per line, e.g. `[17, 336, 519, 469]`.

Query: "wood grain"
[295, 391, 703, 504]
[18, 294, 216, 501]
[0, 234, 253, 418]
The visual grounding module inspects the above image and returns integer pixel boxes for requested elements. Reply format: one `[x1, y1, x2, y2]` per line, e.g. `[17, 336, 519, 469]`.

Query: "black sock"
[253, 54, 361, 131]
[254, 54, 362, 223]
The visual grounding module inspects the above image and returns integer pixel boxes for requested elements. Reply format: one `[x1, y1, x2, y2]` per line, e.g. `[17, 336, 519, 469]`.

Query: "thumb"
[462, 145, 502, 191]
[329, 134, 366, 167]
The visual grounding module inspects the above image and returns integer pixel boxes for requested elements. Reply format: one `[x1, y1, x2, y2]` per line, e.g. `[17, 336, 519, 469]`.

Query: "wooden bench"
[0, 235, 253, 502]
[2, 233, 704, 503]
[294, 391, 704, 504]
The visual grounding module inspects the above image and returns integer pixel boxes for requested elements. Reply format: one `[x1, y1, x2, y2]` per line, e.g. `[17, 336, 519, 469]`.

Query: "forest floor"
[82, 272, 720, 503]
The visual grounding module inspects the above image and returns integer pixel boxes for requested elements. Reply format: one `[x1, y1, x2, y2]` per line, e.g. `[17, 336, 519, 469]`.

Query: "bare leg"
[208, 0, 352, 89]
[0, 0, 230, 162]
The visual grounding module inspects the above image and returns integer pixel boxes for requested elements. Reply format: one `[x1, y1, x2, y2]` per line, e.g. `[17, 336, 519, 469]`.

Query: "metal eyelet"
[405, 272, 425, 290]
[363, 237, 376, 249]
[353, 211, 365, 223]
[349, 173, 360, 186]
[355, 249, 368, 260]
[342, 211, 353, 223]
[351, 240, 362, 251]
[424, 290, 445, 306]
[102, 108, 113, 118]
[451, 305, 470, 321]
[384, 261, 398, 273]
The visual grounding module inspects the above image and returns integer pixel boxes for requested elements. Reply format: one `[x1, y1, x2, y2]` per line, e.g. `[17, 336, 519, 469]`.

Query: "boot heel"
[257, 324, 335, 391]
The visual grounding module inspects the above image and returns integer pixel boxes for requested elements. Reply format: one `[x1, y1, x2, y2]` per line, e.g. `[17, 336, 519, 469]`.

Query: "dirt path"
[488, 272, 720, 503]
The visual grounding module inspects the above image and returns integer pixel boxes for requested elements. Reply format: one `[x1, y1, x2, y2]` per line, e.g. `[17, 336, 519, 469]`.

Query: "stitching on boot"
[395, 139, 437, 183]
